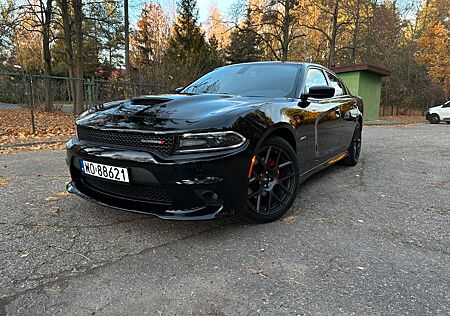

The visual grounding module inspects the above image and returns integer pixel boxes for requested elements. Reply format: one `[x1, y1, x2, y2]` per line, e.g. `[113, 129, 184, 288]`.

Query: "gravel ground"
[0, 123, 449, 315]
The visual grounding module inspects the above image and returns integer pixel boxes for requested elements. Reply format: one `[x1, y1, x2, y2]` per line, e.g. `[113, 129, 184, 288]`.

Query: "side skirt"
[299, 151, 349, 183]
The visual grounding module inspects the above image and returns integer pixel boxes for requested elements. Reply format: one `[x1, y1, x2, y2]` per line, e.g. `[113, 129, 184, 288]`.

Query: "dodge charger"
[66, 62, 363, 223]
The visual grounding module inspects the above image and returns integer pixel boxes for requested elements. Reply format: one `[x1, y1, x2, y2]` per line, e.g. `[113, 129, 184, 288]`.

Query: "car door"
[441, 101, 450, 119]
[325, 71, 358, 152]
[302, 67, 342, 165]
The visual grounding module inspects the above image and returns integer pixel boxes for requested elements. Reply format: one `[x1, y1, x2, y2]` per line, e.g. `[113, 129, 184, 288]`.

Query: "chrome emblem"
[141, 139, 166, 145]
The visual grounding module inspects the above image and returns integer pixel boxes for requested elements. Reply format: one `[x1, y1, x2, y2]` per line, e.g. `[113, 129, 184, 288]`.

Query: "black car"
[66, 62, 363, 223]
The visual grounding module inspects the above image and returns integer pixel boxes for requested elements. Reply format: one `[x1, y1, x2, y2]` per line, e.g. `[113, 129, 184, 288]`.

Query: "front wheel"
[241, 136, 299, 223]
[428, 114, 440, 124]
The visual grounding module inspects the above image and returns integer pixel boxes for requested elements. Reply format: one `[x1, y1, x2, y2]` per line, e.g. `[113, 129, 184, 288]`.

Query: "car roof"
[221, 61, 327, 70]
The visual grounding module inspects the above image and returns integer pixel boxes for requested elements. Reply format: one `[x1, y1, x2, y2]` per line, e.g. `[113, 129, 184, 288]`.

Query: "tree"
[244, 0, 304, 61]
[297, 0, 350, 67]
[130, 2, 170, 66]
[227, 8, 263, 63]
[124, 0, 130, 76]
[0, 0, 16, 63]
[417, 21, 450, 98]
[12, 12, 43, 72]
[364, 1, 401, 67]
[56, 0, 77, 108]
[92, 0, 124, 68]
[13, 0, 54, 111]
[339, 0, 373, 63]
[205, 4, 230, 57]
[73, 0, 84, 114]
[165, 0, 221, 84]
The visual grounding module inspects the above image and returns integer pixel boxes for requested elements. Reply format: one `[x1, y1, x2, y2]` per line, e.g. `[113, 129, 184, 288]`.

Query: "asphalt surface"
[0, 123, 449, 315]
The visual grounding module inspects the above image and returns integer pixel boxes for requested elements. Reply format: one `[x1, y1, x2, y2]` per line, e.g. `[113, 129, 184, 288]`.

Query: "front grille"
[77, 126, 175, 155]
[83, 176, 171, 204]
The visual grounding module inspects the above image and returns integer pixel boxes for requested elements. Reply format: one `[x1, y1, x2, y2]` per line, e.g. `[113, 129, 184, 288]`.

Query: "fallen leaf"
[315, 217, 330, 224]
[0, 109, 75, 155]
[280, 215, 297, 224]
[45, 191, 70, 202]
[0, 177, 9, 186]
[47, 207, 61, 216]
[38, 221, 58, 228]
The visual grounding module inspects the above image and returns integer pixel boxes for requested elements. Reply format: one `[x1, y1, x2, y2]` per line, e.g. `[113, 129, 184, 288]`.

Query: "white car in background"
[426, 101, 450, 124]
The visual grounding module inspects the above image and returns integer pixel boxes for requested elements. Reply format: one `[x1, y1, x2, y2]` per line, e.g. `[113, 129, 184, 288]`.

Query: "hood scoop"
[131, 97, 171, 106]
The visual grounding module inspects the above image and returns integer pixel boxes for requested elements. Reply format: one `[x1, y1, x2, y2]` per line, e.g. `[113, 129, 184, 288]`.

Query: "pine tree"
[165, 0, 221, 83]
[226, 8, 263, 64]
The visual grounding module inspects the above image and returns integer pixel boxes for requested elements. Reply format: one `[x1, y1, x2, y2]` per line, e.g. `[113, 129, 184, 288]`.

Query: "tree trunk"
[328, 0, 339, 67]
[73, 0, 84, 114]
[42, 0, 53, 112]
[59, 0, 77, 111]
[351, 0, 361, 63]
[124, 0, 130, 76]
[281, 0, 290, 62]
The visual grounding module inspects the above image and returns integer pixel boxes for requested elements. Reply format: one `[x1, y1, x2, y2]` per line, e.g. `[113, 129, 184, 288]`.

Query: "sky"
[128, 0, 236, 27]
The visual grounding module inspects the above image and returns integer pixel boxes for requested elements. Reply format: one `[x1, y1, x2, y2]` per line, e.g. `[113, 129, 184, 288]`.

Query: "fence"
[0, 72, 172, 111]
[0, 72, 173, 136]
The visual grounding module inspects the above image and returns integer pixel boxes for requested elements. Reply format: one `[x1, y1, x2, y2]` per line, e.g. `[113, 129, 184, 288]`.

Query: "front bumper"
[66, 138, 252, 220]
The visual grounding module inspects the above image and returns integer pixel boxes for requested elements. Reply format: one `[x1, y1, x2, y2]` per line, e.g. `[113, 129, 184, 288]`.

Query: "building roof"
[332, 64, 391, 77]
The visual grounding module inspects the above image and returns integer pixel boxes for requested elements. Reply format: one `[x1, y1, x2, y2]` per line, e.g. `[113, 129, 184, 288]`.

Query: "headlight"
[176, 131, 246, 153]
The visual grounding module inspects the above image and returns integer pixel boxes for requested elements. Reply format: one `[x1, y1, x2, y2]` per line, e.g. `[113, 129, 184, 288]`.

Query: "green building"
[333, 64, 391, 121]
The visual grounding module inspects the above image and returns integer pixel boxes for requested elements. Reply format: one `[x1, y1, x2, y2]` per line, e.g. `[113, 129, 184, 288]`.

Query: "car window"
[305, 68, 328, 91]
[443, 101, 450, 108]
[182, 64, 300, 98]
[326, 72, 346, 96]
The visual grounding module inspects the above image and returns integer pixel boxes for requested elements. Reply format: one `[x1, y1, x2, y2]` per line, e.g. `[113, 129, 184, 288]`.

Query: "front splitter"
[66, 182, 225, 221]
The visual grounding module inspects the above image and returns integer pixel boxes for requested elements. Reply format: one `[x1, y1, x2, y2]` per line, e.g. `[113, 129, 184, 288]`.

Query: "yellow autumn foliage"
[417, 21, 450, 96]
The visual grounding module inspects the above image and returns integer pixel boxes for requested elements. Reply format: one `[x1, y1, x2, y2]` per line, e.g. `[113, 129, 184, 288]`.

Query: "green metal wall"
[337, 71, 382, 121]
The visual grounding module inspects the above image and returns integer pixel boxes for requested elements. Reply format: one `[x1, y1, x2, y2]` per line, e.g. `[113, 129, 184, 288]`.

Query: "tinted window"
[326, 72, 346, 96]
[182, 64, 299, 98]
[305, 68, 328, 90]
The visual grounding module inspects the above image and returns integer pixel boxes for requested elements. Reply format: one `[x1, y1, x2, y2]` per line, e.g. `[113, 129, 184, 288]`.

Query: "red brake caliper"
[267, 159, 280, 180]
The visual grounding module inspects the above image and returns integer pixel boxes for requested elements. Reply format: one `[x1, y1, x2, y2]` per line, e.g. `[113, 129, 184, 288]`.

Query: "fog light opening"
[201, 190, 219, 203]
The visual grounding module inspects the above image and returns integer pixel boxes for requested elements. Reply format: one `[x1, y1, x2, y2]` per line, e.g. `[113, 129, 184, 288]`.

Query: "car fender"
[254, 122, 297, 153]
[428, 107, 442, 115]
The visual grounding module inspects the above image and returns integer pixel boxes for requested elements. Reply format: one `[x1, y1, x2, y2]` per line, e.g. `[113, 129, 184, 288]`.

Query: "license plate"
[80, 160, 129, 183]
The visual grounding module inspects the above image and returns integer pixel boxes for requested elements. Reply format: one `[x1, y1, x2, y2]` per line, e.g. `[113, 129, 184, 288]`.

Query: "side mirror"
[301, 85, 335, 100]
[174, 87, 184, 93]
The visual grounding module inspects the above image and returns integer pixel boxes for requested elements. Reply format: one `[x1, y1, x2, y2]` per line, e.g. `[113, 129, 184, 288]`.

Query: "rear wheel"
[241, 136, 299, 223]
[342, 122, 362, 167]
[428, 114, 440, 124]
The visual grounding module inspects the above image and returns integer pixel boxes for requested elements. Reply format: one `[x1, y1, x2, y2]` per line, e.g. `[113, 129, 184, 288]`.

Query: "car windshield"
[181, 64, 300, 98]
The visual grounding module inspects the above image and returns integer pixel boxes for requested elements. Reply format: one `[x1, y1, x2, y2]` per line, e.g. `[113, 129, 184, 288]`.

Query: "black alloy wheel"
[428, 114, 440, 124]
[342, 122, 362, 166]
[242, 136, 299, 223]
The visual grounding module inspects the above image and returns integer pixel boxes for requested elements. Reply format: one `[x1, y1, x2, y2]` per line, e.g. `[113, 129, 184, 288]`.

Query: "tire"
[342, 122, 362, 167]
[428, 114, 440, 124]
[446, 121, 450, 124]
[241, 136, 299, 223]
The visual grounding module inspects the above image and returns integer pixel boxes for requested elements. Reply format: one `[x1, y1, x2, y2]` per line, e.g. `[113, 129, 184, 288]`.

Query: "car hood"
[76, 94, 278, 131]
[428, 105, 442, 111]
